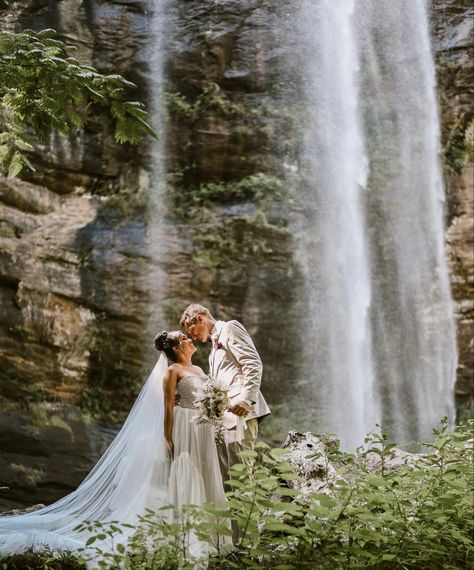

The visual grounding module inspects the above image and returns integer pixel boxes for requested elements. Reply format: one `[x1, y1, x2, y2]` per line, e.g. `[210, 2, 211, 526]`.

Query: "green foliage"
[0, 366, 48, 408]
[66, 421, 474, 569]
[171, 173, 288, 212]
[165, 83, 298, 123]
[0, 220, 19, 237]
[169, 173, 291, 269]
[165, 91, 198, 121]
[99, 184, 148, 219]
[0, 29, 156, 177]
[436, 55, 474, 175]
[27, 402, 74, 433]
[9, 463, 44, 487]
[457, 400, 474, 424]
[166, 84, 249, 121]
[0, 548, 86, 569]
[79, 312, 146, 423]
[74, 505, 232, 570]
[191, 213, 290, 270]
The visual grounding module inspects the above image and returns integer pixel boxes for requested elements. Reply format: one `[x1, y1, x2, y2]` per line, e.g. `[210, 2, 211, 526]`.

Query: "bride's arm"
[163, 368, 178, 459]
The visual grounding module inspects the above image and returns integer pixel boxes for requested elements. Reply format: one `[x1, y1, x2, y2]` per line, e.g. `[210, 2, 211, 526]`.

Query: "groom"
[180, 303, 271, 482]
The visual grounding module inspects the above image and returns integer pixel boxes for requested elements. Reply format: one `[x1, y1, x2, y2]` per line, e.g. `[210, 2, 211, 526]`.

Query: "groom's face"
[185, 315, 209, 342]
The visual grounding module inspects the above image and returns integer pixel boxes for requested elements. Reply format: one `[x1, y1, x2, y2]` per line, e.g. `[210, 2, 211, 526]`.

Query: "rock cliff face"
[0, 0, 153, 507]
[0, 0, 472, 508]
[0, 0, 152, 412]
[431, 0, 474, 413]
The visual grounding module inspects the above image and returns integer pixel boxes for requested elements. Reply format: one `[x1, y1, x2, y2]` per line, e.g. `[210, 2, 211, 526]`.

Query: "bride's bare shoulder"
[167, 363, 181, 374]
[167, 363, 188, 379]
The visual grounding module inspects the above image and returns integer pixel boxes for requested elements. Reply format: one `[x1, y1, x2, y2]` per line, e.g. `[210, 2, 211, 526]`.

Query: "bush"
[72, 420, 473, 569]
[1, 422, 471, 568]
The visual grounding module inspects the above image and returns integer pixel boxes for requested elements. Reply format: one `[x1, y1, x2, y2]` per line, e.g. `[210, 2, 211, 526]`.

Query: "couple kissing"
[156, 304, 271, 495]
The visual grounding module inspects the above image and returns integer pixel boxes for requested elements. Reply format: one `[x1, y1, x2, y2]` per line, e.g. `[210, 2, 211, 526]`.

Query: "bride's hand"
[166, 439, 174, 460]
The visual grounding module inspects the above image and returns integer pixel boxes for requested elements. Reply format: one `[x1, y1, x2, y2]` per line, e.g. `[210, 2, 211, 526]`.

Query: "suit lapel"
[209, 320, 225, 378]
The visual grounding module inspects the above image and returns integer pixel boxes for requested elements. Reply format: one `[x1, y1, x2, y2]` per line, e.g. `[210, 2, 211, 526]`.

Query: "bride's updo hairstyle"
[154, 330, 182, 362]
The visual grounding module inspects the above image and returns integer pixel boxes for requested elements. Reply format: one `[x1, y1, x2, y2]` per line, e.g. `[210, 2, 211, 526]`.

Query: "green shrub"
[72, 420, 473, 569]
[0, 548, 86, 569]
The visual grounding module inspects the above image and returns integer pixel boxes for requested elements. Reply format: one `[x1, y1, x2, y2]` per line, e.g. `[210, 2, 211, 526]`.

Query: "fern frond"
[7, 151, 24, 179]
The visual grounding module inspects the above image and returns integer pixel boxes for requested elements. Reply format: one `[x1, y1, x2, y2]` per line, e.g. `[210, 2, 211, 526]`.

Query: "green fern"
[7, 151, 25, 178]
[0, 28, 157, 177]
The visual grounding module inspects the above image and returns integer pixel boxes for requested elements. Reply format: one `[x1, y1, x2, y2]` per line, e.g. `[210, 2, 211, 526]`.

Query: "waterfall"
[294, 0, 457, 448]
[146, 0, 170, 345]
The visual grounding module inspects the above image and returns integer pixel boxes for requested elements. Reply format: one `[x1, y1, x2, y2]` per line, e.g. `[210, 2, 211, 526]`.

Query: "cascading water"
[294, 0, 457, 449]
[146, 0, 170, 343]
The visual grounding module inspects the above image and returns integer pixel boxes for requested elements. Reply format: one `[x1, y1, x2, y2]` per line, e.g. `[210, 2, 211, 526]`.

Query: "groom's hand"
[229, 400, 251, 417]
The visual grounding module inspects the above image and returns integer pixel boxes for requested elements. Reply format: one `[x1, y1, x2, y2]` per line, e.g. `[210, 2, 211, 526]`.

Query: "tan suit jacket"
[209, 320, 271, 430]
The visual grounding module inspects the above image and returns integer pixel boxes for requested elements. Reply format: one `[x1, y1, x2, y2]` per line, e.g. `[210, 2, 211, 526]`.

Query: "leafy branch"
[0, 28, 157, 178]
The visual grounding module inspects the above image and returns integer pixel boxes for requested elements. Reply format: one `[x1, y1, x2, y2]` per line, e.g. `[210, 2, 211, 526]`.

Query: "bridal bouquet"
[193, 376, 230, 444]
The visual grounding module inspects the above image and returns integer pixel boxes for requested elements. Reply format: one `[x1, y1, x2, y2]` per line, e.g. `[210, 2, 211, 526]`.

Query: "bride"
[156, 330, 227, 509]
[0, 330, 229, 561]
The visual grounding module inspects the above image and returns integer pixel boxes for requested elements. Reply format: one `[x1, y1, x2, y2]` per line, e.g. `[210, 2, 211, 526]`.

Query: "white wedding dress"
[0, 356, 229, 563]
[169, 374, 227, 509]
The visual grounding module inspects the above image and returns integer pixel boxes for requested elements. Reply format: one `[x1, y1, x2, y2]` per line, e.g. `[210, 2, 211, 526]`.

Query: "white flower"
[193, 376, 230, 444]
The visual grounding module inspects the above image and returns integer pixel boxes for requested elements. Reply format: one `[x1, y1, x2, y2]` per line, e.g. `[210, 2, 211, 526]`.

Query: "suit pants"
[218, 418, 258, 490]
[218, 418, 259, 544]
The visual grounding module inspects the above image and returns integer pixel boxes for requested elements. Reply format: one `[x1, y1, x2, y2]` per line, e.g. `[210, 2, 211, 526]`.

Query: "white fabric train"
[0, 355, 171, 559]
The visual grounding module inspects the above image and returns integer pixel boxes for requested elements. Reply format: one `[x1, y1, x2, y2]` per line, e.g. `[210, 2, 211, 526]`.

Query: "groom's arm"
[227, 320, 262, 405]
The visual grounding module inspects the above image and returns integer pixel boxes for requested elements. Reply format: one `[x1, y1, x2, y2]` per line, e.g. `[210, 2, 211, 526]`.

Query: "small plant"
[191, 213, 290, 269]
[166, 84, 247, 121]
[8, 463, 44, 487]
[76, 507, 211, 569]
[99, 185, 148, 219]
[0, 548, 86, 569]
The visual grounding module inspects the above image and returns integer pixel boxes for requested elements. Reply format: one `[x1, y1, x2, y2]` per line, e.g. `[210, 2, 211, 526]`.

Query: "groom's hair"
[180, 304, 212, 327]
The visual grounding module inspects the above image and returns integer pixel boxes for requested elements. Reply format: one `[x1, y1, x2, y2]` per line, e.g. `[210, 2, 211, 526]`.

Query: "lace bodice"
[176, 375, 207, 409]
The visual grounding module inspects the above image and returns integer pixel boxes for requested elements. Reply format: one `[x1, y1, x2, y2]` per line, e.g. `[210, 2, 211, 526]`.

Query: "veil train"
[0, 355, 170, 557]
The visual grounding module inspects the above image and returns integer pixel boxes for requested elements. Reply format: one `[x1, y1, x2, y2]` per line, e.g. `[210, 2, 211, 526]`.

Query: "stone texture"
[0, 176, 153, 401]
[159, 0, 303, 401]
[0, 405, 117, 510]
[282, 431, 422, 497]
[0, 1, 152, 413]
[281, 431, 344, 496]
[431, 0, 474, 413]
[0, 177, 61, 214]
[446, 166, 474, 407]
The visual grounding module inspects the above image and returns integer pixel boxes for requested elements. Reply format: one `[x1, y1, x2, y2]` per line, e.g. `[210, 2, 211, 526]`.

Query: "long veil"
[0, 355, 170, 556]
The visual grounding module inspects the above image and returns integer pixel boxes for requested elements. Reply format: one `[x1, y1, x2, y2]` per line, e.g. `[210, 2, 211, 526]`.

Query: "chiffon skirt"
[169, 406, 227, 507]
[168, 406, 232, 558]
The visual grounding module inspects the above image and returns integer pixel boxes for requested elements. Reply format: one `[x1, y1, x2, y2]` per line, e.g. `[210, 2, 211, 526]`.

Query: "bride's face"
[178, 334, 196, 356]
